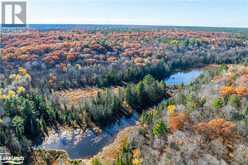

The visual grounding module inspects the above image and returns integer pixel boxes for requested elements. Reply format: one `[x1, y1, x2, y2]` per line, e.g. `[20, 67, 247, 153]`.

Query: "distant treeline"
[36, 46, 248, 91]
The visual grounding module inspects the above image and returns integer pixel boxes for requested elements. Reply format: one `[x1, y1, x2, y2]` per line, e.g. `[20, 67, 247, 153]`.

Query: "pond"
[165, 69, 203, 86]
[39, 69, 203, 159]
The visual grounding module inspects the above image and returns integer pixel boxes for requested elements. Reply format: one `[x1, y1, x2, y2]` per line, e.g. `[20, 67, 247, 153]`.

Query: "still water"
[165, 69, 203, 86]
[39, 113, 138, 159]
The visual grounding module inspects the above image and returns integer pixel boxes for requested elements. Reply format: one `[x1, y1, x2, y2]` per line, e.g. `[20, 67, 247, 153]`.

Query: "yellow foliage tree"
[17, 86, 26, 94]
[132, 149, 142, 165]
[167, 104, 176, 114]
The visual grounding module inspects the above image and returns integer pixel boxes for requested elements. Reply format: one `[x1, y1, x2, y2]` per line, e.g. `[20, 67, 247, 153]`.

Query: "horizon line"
[25, 23, 248, 29]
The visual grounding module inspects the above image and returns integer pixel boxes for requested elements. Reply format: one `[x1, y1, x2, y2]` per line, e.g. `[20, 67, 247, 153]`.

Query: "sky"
[15, 0, 248, 27]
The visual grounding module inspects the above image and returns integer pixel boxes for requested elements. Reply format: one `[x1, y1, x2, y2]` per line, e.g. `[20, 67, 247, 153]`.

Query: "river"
[38, 69, 203, 159]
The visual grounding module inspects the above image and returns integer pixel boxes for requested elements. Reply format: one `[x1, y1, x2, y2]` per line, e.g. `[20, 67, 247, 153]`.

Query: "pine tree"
[12, 116, 24, 137]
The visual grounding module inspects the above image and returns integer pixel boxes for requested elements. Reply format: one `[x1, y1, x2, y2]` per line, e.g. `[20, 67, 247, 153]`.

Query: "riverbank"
[31, 126, 141, 165]
[37, 112, 138, 159]
[34, 68, 203, 163]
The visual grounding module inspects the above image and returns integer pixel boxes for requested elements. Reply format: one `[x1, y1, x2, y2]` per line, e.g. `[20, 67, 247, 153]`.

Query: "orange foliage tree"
[219, 86, 235, 96]
[168, 112, 188, 133]
[193, 118, 236, 140]
[219, 86, 248, 97]
[235, 86, 248, 96]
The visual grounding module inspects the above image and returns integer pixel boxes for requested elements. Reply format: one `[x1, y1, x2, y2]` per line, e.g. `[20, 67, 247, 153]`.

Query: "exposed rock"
[152, 137, 166, 150]
[233, 144, 248, 165]
[209, 138, 228, 160]
[197, 154, 220, 165]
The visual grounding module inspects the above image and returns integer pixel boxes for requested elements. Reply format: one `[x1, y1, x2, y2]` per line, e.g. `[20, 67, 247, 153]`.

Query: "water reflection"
[165, 69, 202, 86]
[40, 112, 139, 159]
